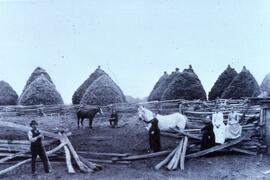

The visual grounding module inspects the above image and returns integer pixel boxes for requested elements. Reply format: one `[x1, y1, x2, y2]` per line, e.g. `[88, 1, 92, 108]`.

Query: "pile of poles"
[154, 99, 266, 171]
[0, 121, 102, 175]
[155, 136, 188, 170]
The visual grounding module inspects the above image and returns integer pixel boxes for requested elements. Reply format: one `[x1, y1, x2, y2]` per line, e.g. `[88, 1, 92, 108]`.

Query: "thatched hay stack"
[72, 66, 107, 104]
[208, 65, 238, 100]
[80, 74, 126, 106]
[18, 75, 64, 105]
[148, 68, 181, 101]
[0, 81, 18, 105]
[260, 73, 270, 96]
[221, 66, 260, 99]
[148, 71, 169, 101]
[161, 65, 207, 101]
[21, 67, 54, 95]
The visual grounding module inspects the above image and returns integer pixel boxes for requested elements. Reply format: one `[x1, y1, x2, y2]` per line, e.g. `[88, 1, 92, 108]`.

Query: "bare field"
[0, 113, 269, 180]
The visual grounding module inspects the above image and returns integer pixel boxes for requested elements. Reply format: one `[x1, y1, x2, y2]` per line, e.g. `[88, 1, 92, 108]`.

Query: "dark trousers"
[31, 146, 49, 173]
[109, 119, 118, 128]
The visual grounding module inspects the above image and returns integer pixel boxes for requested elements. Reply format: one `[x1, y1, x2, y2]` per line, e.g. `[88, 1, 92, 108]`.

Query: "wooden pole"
[154, 148, 177, 170]
[0, 142, 66, 175]
[0, 139, 58, 164]
[58, 133, 75, 174]
[62, 134, 91, 173]
[186, 135, 247, 158]
[180, 136, 188, 170]
[172, 139, 184, 170]
[0, 121, 63, 140]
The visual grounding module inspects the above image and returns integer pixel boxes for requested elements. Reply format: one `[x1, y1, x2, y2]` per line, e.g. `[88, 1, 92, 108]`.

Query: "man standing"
[109, 109, 118, 128]
[28, 120, 50, 175]
[148, 118, 161, 152]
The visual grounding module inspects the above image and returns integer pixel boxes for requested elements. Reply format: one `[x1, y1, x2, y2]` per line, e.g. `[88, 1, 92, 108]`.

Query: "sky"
[0, 0, 269, 104]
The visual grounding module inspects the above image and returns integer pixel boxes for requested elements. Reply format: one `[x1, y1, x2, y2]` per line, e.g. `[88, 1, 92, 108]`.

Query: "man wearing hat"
[28, 120, 50, 175]
[148, 114, 161, 152]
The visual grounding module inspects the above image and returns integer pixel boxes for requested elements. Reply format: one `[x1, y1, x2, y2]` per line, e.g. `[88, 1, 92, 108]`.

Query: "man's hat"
[30, 120, 38, 126]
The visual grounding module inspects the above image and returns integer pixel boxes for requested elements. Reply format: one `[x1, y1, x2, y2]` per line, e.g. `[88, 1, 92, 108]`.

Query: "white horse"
[137, 106, 187, 131]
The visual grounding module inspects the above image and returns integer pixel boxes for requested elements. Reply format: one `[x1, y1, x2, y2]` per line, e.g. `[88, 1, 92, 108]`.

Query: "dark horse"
[77, 106, 103, 128]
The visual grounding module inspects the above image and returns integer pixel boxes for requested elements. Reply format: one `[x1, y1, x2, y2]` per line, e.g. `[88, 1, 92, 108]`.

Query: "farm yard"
[0, 64, 269, 180]
[1, 0, 270, 179]
[0, 99, 270, 180]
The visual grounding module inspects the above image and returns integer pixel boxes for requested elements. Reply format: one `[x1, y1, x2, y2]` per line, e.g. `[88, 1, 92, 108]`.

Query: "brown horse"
[77, 107, 103, 128]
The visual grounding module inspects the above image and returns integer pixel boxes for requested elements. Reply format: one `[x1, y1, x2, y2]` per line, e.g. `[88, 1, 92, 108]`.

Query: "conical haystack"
[208, 65, 238, 100]
[148, 71, 169, 101]
[161, 65, 207, 101]
[148, 68, 181, 101]
[0, 81, 18, 105]
[18, 75, 63, 105]
[260, 73, 270, 96]
[21, 67, 54, 95]
[72, 66, 107, 104]
[80, 74, 125, 106]
[221, 66, 260, 99]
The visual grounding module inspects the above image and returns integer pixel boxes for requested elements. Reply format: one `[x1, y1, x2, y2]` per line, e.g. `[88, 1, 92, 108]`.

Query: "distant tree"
[208, 65, 238, 100]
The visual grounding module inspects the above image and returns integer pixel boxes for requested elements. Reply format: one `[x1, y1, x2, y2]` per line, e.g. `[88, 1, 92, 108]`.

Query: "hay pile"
[18, 75, 64, 105]
[148, 71, 169, 101]
[221, 66, 260, 99]
[208, 65, 238, 100]
[161, 65, 207, 101]
[148, 68, 181, 101]
[0, 81, 18, 105]
[80, 74, 126, 106]
[260, 73, 270, 96]
[21, 67, 54, 95]
[72, 66, 106, 104]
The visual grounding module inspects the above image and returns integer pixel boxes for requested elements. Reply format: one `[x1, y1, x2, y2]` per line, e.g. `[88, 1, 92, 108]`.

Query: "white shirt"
[28, 130, 43, 142]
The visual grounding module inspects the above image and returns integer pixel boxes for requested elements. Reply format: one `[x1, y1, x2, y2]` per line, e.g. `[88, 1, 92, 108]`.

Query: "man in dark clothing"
[109, 109, 118, 128]
[28, 120, 50, 175]
[148, 118, 161, 152]
[201, 121, 216, 150]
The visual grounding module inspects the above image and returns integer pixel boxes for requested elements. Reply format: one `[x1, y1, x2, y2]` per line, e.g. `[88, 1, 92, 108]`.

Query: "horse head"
[98, 107, 103, 115]
[137, 106, 154, 124]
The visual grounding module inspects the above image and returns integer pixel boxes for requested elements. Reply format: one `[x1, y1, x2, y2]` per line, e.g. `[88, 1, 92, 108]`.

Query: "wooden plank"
[155, 148, 177, 170]
[59, 132, 75, 174]
[0, 121, 63, 140]
[62, 135, 91, 173]
[86, 158, 131, 164]
[78, 155, 102, 171]
[77, 151, 130, 157]
[113, 151, 171, 161]
[170, 128, 201, 141]
[160, 132, 181, 139]
[0, 139, 58, 164]
[172, 139, 184, 170]
[180, 136, 188, 170]
[0, 142, 66, 175]
[230, 147, 257, 155]
[186, 135, 247, 158]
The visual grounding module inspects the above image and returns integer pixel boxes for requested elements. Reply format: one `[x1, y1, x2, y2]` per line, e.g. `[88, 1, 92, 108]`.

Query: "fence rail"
[0, 98, 260, 118]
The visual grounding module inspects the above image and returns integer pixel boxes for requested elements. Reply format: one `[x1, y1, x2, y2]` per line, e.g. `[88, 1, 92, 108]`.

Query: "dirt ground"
[0, 112, 270, 180]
